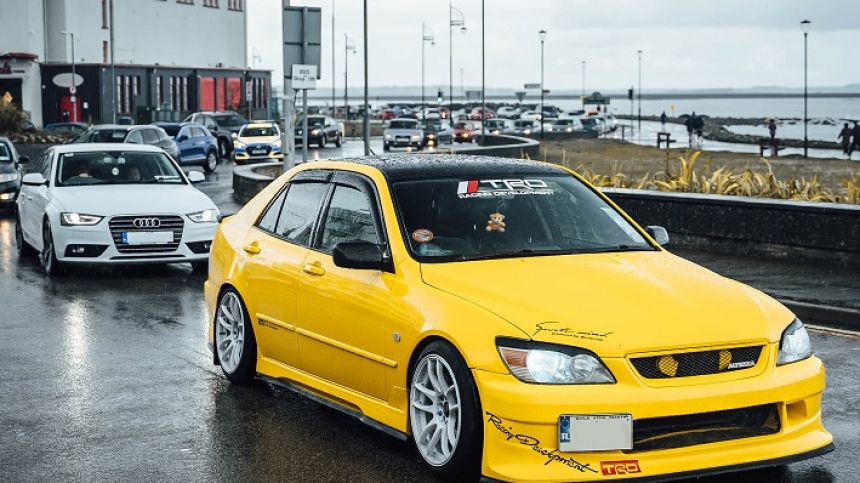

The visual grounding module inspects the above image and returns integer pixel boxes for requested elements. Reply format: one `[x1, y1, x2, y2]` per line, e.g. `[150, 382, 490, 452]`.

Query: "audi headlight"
[311, 129, 320, 136]
[497, 338, 615, 384]
[523, 129, 531, 135]
[272, 139, 282, 148]
[777, 319, 812, 365]
[411, 134, 421, 141]
[187, 209, 218, 223]
[61, 213, 103, 226]
[0, 173, 18, 183]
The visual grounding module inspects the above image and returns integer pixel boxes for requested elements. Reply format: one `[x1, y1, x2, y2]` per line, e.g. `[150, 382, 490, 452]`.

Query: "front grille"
[629, 404, 780, 452]
[631, 346, 763, 379]
[109, 215, 184, 254]
[247, 144, 272, 156]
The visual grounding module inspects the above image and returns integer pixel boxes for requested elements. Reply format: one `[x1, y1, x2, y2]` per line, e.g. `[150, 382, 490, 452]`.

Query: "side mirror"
[176, 135, 187, 143]
[22, 173, 47, 186]
[187, 171, 206, 183]
[645, 225, 670, 246]
[332, 242, 389, 271]
[17, 155, 29, 165]
[207, 124, 217, 132]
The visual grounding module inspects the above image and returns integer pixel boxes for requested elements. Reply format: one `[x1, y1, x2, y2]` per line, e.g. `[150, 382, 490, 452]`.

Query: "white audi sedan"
[15, 143, 219, 275]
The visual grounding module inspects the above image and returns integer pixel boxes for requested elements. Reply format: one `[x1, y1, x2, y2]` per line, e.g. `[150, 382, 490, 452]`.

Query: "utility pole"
[331, 0, 335, 117]
[449, 3, 465, 117]
[109, 0, 116, 123]
[801, 19, 811, 158]
[61, 30, 77, 122]
[637, 50, 643, 133]
[421, 23, 434, 121]
[581, 60, 586, 107]
[344, 34, 355, 121]
[480, 0, 485, 145]
[539, 30, 546, 139]
[363, 0, 369, 155]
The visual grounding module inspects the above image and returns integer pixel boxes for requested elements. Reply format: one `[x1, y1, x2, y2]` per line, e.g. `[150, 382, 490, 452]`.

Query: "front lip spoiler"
[479, 443, 834, 483]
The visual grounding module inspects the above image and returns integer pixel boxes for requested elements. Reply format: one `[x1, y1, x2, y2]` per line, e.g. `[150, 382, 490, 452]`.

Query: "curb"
[779, 299, 860, 332]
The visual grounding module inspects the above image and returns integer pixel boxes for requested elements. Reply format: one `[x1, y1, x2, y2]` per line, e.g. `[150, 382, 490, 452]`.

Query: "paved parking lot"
[0, 151, 857, 482]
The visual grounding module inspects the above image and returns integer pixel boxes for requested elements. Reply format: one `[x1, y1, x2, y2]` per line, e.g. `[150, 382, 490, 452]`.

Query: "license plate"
[121, 231, 174, 245]
[396, 137, 410, 142]
[559, 414, 632, 452]
[251, 149, 266, 155]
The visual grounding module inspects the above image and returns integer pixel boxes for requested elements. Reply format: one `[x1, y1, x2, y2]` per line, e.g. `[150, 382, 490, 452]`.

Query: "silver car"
[383, 118, 424, 151]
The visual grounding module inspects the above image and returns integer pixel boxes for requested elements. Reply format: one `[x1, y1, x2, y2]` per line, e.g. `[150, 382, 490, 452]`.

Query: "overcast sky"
[247, 0, 860, 92]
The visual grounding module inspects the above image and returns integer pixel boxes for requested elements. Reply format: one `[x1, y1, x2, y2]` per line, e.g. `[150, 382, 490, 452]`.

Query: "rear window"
[159, 125, 180, 137]
[74, 129, 129, 143]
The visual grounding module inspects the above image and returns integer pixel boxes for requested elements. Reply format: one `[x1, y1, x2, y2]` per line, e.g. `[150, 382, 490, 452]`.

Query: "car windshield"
[304, 118, 325, 127]
[514, 120, 533, 127]
[0, 143, 11, 162]
[73, 128, 129, 143]
[392, 174, 653, 262]
[581, 118, 597, 126]
[159, 125, 181, 136]
[422, 121, 441, 131]
[56, 150, 185, 186]
[240, 126, 277, 137]
[389, 120, 417, 129]
[454, 122, 468, 129]
[213, 114, 246, 127]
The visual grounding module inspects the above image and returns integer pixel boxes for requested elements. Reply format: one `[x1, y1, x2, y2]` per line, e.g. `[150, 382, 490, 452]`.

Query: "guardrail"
[604, 188, 860, 267]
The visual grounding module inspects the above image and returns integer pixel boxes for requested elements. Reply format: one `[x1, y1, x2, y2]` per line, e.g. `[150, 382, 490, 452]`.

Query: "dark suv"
[184, 111, 248, 158]
[295, 116, 343, 148]
[71, 125, 180, 161]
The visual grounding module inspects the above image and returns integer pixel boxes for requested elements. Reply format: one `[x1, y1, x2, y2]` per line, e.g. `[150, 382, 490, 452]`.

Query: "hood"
[51, 184, 216, 216]
[420, 251, 793, 357]
[239, 136, 279, 145]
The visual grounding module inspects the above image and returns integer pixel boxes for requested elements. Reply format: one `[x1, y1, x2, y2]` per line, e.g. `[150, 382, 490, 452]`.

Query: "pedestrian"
[850, 121, 860, 159]
[684, 112, 696, 146]
[693, 113, 705, 144]
[768, 118, 777, 140]
[837, 122, 852, 157]
[660, 111, 668, 132]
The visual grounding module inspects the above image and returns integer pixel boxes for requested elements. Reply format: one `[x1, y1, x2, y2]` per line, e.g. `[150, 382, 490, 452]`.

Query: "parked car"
[71, 125, 181, 161]
[580, 117, 600, 133]
[295, 116, 343, 148]
[453, 121, 480, 143]
[44, 122, 89, 136]
[552, 118, 584, 132]
[0, 137, 27, 207]
[15, 143, 217, 275]
[184, 111, 248, 157]
[420, 120, 453, 147]
[483, 119, 515, 135]
[383, 118, 424, 151]
[512, 119, 539, 136]
[519, 110, 542, 121]
[381, 109, 397, 121]
[205, 154, 832, 483]
[469, 107, 495, 120]
[153, 122, 220, 173]
[233, 122, 284, 164]
[417, 108, 441, 120]
[495, 106, 520, 119]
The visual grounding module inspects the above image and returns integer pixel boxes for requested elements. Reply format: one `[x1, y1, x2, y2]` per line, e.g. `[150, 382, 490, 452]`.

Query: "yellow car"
[232, 122, 284, 164]
[204, 155, 832, 482]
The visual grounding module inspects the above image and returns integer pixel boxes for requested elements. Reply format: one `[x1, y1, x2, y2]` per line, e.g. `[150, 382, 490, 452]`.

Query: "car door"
[295, 172, 394, 401]
[29, 150, 54, 249]
[239, 172, 331, 368]
[176, 126, 195, 162]
[18, 150, 48, 241]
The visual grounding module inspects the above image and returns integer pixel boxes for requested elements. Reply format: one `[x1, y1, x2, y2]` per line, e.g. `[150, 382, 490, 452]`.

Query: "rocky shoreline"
[617, 115, 843, 150]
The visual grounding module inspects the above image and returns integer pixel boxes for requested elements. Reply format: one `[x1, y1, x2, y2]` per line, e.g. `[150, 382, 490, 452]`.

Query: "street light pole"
[802, 19, 811, 159]
[421, 23, 435, 120]
[449, 4, 466, 116]
[581, 60, 586, 101]
[480, 0, 485, 145]
[363, 0, 369, 155]
[539, 30, 546, 139]
[637, 50, 643, 133]
[344, 34, 355, 121]
[331, 0, 335, 117]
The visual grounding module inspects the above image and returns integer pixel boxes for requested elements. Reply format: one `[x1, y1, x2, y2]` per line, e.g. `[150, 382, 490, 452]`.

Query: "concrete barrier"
[232, 162, 283, 204]
[604, 188, 860, 267]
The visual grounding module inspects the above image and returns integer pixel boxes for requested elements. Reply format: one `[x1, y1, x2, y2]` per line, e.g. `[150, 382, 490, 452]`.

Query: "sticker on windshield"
[411, 228, 434, 243]
[485, 212, 506, 232]
[456, 179, 554, 199]
[600, 207, 641, 239]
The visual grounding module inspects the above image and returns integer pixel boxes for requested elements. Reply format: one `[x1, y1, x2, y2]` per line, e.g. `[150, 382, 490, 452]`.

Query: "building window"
[182, 77, 188, 111]
[176, 0, 194, 4]
[101, 0, 109, 28]
[228, 0, 243, 11]
[156, 76, 163, 107]
[116, 77, 122, 114]
[171, 77, 178, 111]
[102, 41, 109, 63]
[203, 0, 219, 7]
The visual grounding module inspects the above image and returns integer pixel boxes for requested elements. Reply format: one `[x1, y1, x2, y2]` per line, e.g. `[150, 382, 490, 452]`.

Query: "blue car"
[152, 122, 220, 173]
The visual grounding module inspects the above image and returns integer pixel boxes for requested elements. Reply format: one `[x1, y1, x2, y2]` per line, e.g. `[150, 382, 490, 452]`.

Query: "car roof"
[332, 154, 564, 182]
[243, 122, 277, 129]
[50, 143, 164, 154]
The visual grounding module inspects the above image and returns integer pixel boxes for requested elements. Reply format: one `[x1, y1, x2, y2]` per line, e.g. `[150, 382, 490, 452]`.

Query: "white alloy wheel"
[215, 291, 245, 375]
[410, 354, 462, 467]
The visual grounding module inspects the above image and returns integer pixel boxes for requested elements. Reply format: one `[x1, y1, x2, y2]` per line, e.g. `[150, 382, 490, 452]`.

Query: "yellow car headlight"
[497, 338, 615, 384]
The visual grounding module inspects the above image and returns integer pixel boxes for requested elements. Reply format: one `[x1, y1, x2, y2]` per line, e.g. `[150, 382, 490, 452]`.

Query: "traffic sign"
[291, 64, 317, 89]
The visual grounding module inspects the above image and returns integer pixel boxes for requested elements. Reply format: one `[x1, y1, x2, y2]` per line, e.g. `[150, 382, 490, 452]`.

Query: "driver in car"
[65, 160, 100, 185]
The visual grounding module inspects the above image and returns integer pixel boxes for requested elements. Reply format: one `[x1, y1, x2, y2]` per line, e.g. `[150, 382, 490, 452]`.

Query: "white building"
[0, 0, 267, 127]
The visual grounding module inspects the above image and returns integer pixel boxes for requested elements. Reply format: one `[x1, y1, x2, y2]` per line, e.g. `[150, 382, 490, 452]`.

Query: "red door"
[59, 95, 81, 122]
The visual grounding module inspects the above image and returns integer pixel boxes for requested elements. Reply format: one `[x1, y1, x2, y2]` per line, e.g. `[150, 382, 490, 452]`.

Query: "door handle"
[242, 241, 261, 255]
[302, 262, 325, 276]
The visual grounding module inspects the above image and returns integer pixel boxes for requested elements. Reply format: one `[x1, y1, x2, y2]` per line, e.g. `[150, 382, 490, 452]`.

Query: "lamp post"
[539, 30, 547, 139]
[637, 49, 643, 133]
[480, 0, 485, 145]
[344, 34, 356, 121]
[449, 3, 466, 116]
[60, 30, 77, 122]
[421, 23, 435, 120]
[363, 0, 369, 155]
[581, 60, 586, 102]
[331, 0, 336, 118]
[801, 19, 811, 158]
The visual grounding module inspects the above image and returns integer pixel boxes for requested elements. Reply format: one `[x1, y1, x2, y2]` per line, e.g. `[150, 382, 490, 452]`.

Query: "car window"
[319, 185, 379, 252]
[240, 126, 278, 137]
[0, 143, 10, 162]
[257, 187, 288, 233]
[275, 182, 329, 246]
[126, 130, 144, 144]
[142, 129, 160, 144]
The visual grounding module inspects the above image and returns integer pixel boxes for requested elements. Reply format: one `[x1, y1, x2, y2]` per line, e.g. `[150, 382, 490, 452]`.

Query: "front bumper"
[0, 180, 18, 203]
[384, 139, 422, 149]
[52, 219, 217, 265]
[233, 145, 283, 163]
[474, 348, 832, 482]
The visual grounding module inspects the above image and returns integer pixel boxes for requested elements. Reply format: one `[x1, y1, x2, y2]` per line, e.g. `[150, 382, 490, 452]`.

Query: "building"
[0, 0, 271, 127]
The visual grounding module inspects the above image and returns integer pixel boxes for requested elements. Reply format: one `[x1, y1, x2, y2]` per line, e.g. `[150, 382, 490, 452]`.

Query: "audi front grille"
[109, 215, 184, 254]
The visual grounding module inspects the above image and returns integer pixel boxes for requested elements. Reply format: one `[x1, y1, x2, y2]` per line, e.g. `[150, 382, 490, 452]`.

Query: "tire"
[409, 341, 482, 481]
[40, 219, 63, 276]
[214, 288, 257, 385]
[383, 143, 390, 152]
[15, 210, 33, 257]
[203, 149, 218, 173]
[335, 133, 342, 148]
[218, 138, 231, 158]
[319, 134, 327, 149]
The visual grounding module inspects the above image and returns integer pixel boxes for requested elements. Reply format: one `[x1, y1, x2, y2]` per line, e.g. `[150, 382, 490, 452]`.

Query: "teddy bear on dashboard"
[485, 212, 506, 232]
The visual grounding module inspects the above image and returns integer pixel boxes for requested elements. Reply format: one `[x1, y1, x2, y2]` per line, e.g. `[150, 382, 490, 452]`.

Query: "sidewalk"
[673, 247, 860, 330]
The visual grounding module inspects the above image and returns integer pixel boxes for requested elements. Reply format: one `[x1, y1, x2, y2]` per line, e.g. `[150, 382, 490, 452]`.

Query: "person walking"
[684, 112, 696, 147]
[767, 118, 777, 140]
[838, 122, 852, 158]
[850, 121, 860, 160]
[660, 111, 668, 132]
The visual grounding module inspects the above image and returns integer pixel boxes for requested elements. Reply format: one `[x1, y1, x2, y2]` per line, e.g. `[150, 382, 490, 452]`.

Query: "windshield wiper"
[462, 248, 561, 262]
[573, 244, 654, 254]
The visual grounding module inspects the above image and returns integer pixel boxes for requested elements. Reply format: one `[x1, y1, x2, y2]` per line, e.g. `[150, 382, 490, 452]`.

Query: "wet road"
[0, 153, 857, 483]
